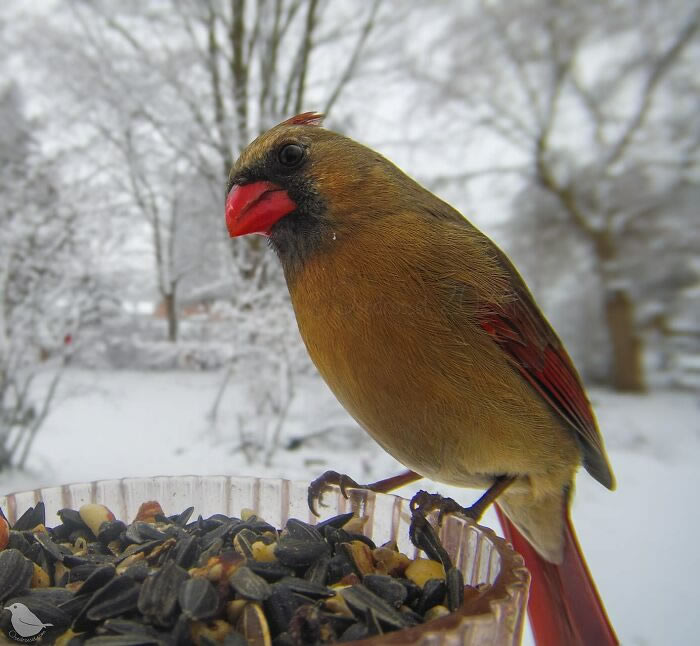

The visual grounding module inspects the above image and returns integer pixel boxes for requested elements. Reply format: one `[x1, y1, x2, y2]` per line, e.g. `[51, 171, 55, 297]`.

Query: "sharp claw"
[339, 475, 361, 499]
[308, 471, 361, 516]
[308, 492, 320, 517]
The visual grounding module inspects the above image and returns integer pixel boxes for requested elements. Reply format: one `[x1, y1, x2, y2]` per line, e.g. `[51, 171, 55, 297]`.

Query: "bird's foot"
[307, 470, 363, 516]
[410, 490, 469, 525]
[308, 469, 423, 516]
[410, 476, 516, 525]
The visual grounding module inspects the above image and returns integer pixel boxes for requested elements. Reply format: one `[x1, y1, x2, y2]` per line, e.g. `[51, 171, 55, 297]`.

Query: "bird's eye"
[278, 143, 304, 168]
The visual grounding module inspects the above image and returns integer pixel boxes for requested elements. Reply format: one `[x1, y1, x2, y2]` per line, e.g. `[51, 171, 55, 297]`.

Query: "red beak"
[226, 181, 297, 237]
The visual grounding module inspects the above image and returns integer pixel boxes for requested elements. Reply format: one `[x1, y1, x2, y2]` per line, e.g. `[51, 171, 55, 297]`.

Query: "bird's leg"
[410, 475, 516, 524]
[308, 469, 422, 516]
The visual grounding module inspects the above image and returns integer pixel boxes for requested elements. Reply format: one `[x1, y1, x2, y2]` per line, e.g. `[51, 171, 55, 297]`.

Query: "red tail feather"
[495, 504, 618, 646]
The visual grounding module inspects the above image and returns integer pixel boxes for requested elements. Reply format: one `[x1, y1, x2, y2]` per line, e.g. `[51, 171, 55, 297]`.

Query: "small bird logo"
[4, 603, 53, 638]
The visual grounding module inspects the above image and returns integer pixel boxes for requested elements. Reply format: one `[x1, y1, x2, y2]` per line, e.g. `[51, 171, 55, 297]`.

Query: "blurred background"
[0, 1, 698, 643]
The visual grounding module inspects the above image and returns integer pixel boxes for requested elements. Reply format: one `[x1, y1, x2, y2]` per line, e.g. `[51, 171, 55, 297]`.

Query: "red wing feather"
[479, 290, 608, 478]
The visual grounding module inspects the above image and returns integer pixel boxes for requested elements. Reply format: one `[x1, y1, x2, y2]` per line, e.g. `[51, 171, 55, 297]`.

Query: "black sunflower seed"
[77, 564, 117, 597]
[137, 561, 189, 628]
[34, 530, 66, 562]
[13, 502, 45, 531]
[365, 606, 383, 636]
[73, 575, 141, 630]
[7, 530, 31, 555]
[50, 522, 73, 541]
[99, 618, 161, 636]
[97, 520, 126, 544]
[241, 516, 276, 534]
[206, 513, 232, 525]
[171, 533, 200, 568]
[322, 526, 352, 550]
[246, 560, 295, 582]
[397, 577, 422, 607]
[232, 528, 259, 558]
[65, 553, 115, 568]
[25, 541, 49, 571]
[70, 563, 102, 582]
[263, 586, 312, 637]
[363, 574, 408, 608]
[196, 537, 224, 565]
[170, 506, 195, 527]
[326, 553, 355, 584]
[446, 566, 465, 612]
[274, 538, 330, 568]
[169, 613, 191, 646]
[288, 604, 326, 644]
[284, 518, 323, 542]
[200, 520, 236, 549]
[58, 593, 89, 620]
[304, 553, 330, 585]
[0, 549, 34, 601]
[122, 561, 150, 582]
[340, 622, 369, 642]
[320, 610, 356, 638]
[229, 566, 272, 601]
[125, 521, 167, 544]
[345, 532, 376, 551]
[58, 508, 89, 530]
[16, 586, 75, 606]
[114, 539, 164, 564]
[417, 578, 446, 615]
[315, 512, 355, 531]
[408, 512, 452, 570]
[178, 577, 218, 620]
[276, 576, 334, 600]
[339, 584, 414, 630]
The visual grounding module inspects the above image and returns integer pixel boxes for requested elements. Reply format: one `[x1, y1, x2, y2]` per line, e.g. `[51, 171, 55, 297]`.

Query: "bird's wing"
[477, 268, 614, 490]
[418, 203, 613, 487]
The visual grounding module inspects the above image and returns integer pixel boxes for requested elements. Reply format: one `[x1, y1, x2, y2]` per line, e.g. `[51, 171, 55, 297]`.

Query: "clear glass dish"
[1, 476, 529, 645]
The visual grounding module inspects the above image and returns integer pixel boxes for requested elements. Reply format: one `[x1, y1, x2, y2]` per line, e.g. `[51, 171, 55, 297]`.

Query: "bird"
[225, 112, 617, 645]
[4, 602, 53, 638]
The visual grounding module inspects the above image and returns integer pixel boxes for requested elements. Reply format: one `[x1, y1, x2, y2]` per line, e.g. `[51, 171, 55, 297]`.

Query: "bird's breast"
[285, 224, 579, 489]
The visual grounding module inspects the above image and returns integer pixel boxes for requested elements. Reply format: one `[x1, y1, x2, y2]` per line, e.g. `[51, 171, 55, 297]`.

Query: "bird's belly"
[295, 303, 579, 491]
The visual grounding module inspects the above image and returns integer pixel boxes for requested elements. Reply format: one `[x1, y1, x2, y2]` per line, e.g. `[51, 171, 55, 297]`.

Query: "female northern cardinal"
[226, 113, 617, 645]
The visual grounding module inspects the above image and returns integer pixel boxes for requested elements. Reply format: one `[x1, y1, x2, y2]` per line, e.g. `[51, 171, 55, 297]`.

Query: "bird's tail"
[495, 503, 617, 645]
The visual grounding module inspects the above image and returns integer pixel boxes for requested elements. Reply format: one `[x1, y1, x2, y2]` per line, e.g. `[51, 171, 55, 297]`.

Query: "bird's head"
[226, 112, 426, 272]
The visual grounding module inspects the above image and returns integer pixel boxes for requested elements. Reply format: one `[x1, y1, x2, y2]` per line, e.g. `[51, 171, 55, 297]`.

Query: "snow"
[1, 369, 698, 646]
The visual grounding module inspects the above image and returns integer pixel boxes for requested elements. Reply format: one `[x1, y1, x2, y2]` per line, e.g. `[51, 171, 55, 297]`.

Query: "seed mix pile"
[0, 499, 472, 645]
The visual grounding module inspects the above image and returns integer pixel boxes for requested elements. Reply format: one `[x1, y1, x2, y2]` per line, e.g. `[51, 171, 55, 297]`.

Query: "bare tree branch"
[322, 0, 380, 115]
[606, 9, 700, 167]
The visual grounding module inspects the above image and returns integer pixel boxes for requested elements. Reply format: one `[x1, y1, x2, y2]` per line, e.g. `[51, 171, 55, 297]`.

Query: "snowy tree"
[418, 0, 700, 391]
[31, 0, 391, 343]
[0, 83, 110, 470]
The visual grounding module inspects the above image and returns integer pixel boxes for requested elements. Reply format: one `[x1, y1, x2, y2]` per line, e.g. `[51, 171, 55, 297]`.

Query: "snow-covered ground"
[1, 369, 698, 645]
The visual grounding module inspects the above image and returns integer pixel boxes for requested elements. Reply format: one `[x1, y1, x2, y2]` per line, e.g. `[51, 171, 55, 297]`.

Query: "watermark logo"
[3, 603, 53, 642]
